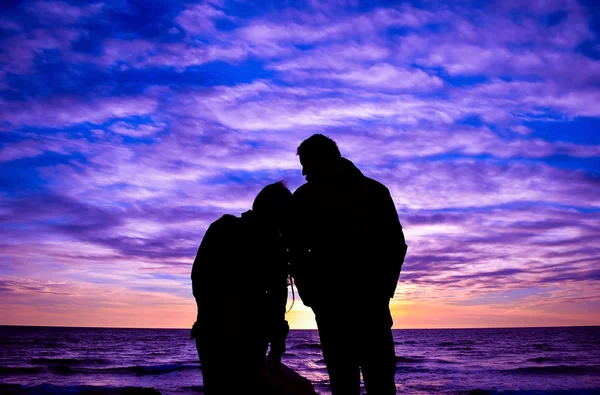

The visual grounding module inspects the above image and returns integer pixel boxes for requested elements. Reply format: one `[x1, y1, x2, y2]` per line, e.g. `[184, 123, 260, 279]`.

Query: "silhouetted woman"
[191, 182, 291, 394]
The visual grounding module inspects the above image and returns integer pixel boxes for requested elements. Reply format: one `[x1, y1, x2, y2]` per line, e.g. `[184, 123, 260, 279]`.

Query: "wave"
[432, 359, 456, 364]
[0, 383, 161, 394]
[2, 363, 200, 377]
[395, 365, 430, 373]
[48, 365, 76, 375]
[0, 366, 45, 375]
[30, 358, 110, 366]
[439, 340, 472, 346]
[395, 356, 425, 364]
[102, 363, 200, 375]
[450, 347, 475, 352]
[531, 343, 554, 351]
[394, 340, 418, 345]
[294, 343, 322, 350]
[526, 356, 567, 364]
[503, 365, 600, 376]
[462, 389, 600, 395]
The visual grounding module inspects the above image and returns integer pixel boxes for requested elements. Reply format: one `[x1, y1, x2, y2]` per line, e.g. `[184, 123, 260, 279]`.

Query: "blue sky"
[0, 0, 599, 328]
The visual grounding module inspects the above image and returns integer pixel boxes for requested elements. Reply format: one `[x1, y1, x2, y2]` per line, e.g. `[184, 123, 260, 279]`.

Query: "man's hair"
[252, 181, 292, 216]
[297, 134, 341, 160]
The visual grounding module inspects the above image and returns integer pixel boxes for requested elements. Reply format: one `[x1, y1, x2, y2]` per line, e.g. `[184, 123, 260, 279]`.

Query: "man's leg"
[314, 306, 361, 395]
[196, 337, 225, 394]
[358, 301, 397, 395]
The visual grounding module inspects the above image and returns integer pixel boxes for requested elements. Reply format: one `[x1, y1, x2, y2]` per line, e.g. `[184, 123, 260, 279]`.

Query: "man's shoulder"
[363, 176, 391, 196]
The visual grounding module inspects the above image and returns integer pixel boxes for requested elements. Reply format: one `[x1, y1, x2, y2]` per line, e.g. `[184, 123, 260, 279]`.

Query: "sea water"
[1, 326, 599, 394]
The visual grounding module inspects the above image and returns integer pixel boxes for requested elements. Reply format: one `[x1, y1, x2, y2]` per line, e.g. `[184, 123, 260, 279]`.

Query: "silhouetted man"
[289, 135, 407, 395]
[191, 182, 291, 395]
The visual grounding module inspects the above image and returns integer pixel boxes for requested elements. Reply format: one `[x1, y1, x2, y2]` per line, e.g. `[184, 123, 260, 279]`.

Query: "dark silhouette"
[191, 182, 291, 394]
[289, 134, 407, 394]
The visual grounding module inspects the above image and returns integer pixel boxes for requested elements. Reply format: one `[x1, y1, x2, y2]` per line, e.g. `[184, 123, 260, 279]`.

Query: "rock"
[261, 363, 318, 395]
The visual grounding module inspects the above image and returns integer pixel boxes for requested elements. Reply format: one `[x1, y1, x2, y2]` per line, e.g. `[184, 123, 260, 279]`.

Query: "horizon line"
[1, 324, 598, 330]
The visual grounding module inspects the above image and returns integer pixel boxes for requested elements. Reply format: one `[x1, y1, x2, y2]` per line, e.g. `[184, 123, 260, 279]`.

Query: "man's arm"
[380, 188, 407, 299]
[287, 189, 316, 307]
[265, 254, 290, 369]
[190, 223, 218, 339]
[191, 222, 222, 300]
[268, 242, 291, 351]
[266, 274, 289, 349]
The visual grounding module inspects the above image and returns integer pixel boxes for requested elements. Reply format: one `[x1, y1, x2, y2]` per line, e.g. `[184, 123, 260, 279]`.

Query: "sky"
[1, 0, 599, 330]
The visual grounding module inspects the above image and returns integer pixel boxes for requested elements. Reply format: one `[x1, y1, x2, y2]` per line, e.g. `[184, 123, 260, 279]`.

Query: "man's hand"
[267, 349, 282, 371]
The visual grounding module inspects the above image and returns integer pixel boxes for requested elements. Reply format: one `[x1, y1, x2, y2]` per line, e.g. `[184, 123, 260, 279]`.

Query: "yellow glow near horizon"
[1, 279, 599, 329]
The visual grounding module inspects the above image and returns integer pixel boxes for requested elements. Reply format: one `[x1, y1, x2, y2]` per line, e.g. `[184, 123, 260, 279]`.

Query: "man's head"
[252, 181, 292, 225]
[296, 134, 341, 179]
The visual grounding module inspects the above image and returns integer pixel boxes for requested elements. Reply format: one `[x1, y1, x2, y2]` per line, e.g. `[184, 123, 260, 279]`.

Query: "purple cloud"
[1, 95, 159, 128]
[1, 0, 599, 328]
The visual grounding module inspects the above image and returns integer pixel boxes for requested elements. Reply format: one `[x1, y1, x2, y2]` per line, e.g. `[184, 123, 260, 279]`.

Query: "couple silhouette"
[191, 134, 408, 395]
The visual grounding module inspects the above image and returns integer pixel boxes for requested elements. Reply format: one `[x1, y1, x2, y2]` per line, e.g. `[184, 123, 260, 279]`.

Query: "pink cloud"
[0, 276, 196, 328]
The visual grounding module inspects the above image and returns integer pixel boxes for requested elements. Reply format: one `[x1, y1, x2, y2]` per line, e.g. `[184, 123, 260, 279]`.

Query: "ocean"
[0, 326, 598, 394]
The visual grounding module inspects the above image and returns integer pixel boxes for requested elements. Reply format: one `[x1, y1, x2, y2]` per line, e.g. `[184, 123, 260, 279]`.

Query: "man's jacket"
[191, 211, 289, 353]
[289, 157, 407, 307]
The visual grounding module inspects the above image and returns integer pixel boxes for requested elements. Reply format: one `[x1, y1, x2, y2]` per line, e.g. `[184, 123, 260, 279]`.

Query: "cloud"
[373, 159, 600, 211]
[0, 28, 79, 74]
[0, 276, 196, 328]
[1, 94, 159, 127]
[286, 63, 444, 91]
[335, 126, 600, 164]
[27, 1, 103, 24]
[0, 134, 90, 162]
[237, 4, 434, 45]
[109, 121, 166, 137]
[80, 38, 248, 70]
[0, 0, 599, 328]
[175, 3, 227, 35]
[269, 42, 390, 72]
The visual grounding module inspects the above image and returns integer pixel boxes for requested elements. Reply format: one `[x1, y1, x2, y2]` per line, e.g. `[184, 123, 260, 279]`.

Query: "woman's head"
[252, 181, 292, 225]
